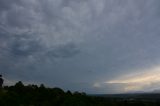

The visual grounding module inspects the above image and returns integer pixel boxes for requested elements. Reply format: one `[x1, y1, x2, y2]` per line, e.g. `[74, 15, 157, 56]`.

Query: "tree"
[0, 75, 4, 88]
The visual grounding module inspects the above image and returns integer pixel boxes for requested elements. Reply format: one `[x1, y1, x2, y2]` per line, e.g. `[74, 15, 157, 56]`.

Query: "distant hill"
[1, 81, 160, 106]
[152, 89, 160, 93]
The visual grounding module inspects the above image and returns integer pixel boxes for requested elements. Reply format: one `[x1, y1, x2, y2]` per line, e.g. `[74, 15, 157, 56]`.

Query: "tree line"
[0, 81, 160, 106]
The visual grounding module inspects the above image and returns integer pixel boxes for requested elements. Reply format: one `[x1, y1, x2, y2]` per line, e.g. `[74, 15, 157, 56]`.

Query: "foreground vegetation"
[0, 81, 160, 106]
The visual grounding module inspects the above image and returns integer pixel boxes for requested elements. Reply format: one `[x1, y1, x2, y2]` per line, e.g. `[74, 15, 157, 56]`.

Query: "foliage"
[0, 81, 160, 106]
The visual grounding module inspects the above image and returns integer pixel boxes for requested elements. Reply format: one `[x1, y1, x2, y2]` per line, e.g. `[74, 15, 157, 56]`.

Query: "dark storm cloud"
[0, 0, 160, 93]
[0, 0, 21, 10]
[47, 43, 80, 58]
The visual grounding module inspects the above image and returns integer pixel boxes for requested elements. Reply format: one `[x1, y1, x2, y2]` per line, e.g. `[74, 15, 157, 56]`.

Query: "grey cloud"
[10, 38, 41, 57]
[47, 43, 80, 58]
[0, 0, 160, 93]
[0, 0, 21, 11]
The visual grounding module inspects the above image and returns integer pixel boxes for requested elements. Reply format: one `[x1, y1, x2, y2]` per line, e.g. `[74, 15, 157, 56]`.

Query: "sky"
[0, 0, 160, 94]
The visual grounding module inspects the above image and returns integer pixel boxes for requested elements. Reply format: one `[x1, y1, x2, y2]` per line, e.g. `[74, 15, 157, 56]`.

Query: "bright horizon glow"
[105, 66, 160, 92]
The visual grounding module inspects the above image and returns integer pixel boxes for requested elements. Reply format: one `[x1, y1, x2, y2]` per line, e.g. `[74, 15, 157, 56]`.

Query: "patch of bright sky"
[105, 66, 160, 92]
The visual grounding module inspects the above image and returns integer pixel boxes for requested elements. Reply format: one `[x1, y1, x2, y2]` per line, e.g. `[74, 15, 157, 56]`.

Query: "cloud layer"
[0, 0, 160, 93]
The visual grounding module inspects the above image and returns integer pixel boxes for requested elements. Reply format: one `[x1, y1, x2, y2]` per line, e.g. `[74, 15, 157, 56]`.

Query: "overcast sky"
[0, 0, 160, 94]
